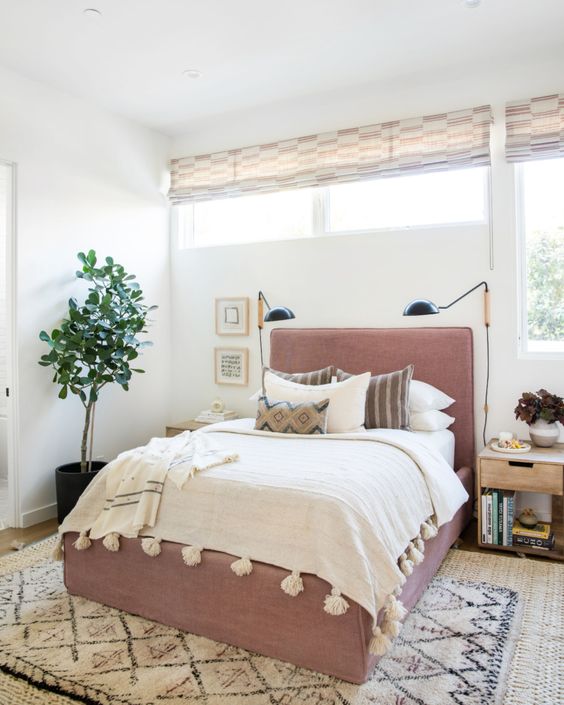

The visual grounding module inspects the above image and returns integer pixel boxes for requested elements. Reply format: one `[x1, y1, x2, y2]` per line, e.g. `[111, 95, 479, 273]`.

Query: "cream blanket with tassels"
[86, 431, 239, 540]
[59, 419, 468, 621]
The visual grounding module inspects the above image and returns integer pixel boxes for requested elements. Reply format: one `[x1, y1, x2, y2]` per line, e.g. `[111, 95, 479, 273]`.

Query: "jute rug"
[0, 538, 561, 705]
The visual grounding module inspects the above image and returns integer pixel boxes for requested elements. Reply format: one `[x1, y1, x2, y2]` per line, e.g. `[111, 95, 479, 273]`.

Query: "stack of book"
[481, 489, 516, 546]
[195, 409, 239, 424]
[512, 520, 555, 551]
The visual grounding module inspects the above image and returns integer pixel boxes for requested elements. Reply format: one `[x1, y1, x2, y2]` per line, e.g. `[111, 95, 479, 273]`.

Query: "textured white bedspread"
[60, 419, 468, 620]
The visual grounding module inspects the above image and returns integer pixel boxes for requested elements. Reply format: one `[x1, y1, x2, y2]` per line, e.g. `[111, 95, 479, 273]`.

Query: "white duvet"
[60, 418, 468, 623]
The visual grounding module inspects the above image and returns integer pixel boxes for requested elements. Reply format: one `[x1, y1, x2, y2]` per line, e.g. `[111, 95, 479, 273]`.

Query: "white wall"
[169, 59, 564, 449]
[0, 65, 171, 526]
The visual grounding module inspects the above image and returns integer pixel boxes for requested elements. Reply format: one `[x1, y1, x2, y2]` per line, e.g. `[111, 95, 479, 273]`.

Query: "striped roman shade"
[169, 105, 492, 204]
[506, 94, 564, 162]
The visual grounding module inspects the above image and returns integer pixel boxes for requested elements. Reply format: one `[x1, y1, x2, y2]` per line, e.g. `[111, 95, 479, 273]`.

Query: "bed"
[62, 327, 475, 684]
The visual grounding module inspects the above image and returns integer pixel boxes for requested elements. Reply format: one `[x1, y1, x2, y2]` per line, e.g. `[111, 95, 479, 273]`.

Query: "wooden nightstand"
[477, 441, 564, 560]
[166, 419, 208, 437]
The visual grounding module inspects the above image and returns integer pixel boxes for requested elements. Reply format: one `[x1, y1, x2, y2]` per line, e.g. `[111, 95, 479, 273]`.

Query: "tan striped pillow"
[336, 365, 414, 430]
[263, 366, 334, 386]
[255, 396, 330, 434]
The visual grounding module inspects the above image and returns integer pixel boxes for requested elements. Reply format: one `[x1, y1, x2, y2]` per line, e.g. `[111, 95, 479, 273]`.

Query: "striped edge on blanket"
[53, 515, 439, 657]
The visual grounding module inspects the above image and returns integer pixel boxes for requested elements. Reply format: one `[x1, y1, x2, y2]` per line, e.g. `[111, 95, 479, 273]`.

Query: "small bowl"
[518, 511, 538, 528]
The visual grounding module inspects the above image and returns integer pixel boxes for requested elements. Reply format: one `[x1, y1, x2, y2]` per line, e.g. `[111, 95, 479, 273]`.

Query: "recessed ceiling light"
[463, 0, 481, 7]
[183, 69, 202, 79]
[83, 8, 102, 17]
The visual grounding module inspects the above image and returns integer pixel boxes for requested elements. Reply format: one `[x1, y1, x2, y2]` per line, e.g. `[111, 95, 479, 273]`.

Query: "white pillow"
[410, 410, 455, 432]
[410, 380, 455, 412]
[262, 371, 370, 434]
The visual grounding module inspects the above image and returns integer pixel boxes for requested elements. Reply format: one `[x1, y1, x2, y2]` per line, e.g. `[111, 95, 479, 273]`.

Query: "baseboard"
[20, 503, 57, 528]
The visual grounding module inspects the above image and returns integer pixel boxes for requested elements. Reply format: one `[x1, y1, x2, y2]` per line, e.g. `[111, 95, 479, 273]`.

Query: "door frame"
[1, 159, 19, 528]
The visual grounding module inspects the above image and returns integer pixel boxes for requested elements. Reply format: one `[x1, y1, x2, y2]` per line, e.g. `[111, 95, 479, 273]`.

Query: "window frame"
[174, 167, 490, 250]
[515, 161, 564, 360]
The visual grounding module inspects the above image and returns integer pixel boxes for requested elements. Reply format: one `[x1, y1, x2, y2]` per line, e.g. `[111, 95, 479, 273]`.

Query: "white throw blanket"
[59, 419, 468, 650]
[86, 431, 239, 540]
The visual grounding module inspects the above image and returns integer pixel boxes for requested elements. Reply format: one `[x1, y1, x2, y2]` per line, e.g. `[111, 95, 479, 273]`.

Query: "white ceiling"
[1, 0, 563, 136]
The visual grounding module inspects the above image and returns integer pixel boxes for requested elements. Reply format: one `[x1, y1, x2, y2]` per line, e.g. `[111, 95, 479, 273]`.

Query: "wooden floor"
[0, 516, 552, 562]
[0, 518, 58, 557]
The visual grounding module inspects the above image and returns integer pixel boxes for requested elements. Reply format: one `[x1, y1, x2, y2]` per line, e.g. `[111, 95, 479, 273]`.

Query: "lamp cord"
[483, 324, 490, 447]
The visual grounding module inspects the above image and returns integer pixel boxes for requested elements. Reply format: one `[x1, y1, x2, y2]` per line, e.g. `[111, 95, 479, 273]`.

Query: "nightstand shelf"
[477, 441, 564, 561]
[166, 419, 208, 437]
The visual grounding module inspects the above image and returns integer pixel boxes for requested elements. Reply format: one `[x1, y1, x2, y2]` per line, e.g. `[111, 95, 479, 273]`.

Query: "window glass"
[520, 159, 564, 354]
[187, 188, 314, 248]
[327, 168, 487, 231]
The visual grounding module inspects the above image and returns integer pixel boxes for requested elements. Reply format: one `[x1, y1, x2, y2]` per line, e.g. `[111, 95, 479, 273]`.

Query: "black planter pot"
[55, 461, 107, 524]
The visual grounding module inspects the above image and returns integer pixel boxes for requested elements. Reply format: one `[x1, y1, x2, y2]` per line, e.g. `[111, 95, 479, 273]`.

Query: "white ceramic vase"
[528, 419, 560, 448]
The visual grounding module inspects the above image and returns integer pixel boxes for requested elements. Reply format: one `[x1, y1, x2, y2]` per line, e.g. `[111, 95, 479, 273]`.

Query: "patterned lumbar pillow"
[264, 366, 334, 386]
[249, 366, 335, 402]
[336, 365, 414, 430]
[255, 396, 330, 434]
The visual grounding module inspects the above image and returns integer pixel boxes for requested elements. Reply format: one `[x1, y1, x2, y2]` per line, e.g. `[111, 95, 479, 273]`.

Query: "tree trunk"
[80, 403, 93, 472]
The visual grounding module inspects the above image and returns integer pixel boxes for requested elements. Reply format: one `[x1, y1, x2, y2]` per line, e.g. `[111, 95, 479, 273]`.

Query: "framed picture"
[215, 347, 249, 386]
[215, 297, 249, 336]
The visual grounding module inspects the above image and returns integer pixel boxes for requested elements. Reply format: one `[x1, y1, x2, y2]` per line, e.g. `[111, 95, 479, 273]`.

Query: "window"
[518, 158, 564, 356]
[175, 167, 488, 249]
[326, 168, 487, 232]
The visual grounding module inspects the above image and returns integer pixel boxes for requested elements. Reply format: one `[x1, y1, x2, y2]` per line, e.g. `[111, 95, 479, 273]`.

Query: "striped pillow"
[255, 396, 330, 434]
[336, 365, 414, 430]
[263, 366, 334, 386]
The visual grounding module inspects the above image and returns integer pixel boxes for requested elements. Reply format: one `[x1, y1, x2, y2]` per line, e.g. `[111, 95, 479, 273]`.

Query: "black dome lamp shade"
[402, 299, 440, 316]
[258, 291, 296, 366]
[403, 281, 491, 445]
[264, 305, 295, 323]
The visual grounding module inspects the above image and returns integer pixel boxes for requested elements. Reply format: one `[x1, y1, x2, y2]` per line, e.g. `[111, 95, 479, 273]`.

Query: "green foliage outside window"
[527, 228, 564, 341]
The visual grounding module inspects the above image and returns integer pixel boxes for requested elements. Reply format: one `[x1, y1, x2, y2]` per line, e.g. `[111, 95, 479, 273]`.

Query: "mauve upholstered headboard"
[269, 327, 475, 470]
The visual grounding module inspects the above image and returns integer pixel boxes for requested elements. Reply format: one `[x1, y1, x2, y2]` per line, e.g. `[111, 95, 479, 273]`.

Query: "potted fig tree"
[39, 250, 156, 522]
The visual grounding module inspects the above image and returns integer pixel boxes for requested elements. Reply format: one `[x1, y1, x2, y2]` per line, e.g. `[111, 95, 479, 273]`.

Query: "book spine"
[497, 490, 504, 545]
[481, 493, 487, 543]
[514, 534, 554, 549]
[507, 493, 514, 546]
[492, 491, 498, 545]
[502, 494, 508, 546]
[487, 493, 492, 544]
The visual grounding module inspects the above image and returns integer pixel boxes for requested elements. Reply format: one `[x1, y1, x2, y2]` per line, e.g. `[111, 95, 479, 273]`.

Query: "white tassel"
[392, 585, 403, 597]
[280, 570, 304, 597]
[182, 545, 202, 567]
[369, 626, 391, 656]
[141, 537, 162, 557]
[73, 531, 91, 551]
[421, 519, 438, 539]
[399, 552, 414, 576]
[381, 617, 402, 638]
[407, 541, 424, 565]
[230, 556, 253, 576]
[414, 535, 425, 553]
[52, 536, 64, 561]
[102, 532, 120, 552]
[385, 595, 408, 621]
[323, 587, 349, 616]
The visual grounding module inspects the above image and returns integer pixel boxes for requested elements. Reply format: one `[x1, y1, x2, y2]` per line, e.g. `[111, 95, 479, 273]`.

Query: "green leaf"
[105, 256, 114, 266]
[77, 252, 87, 265]
[39, 330, 51, 343]
[131, 368, 145, 373]
[58, 386, 68, 400]
[87, 249, 97, 266]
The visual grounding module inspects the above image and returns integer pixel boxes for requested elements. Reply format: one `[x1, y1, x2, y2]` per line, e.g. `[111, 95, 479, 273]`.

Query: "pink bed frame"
[64, 327, 475, 684]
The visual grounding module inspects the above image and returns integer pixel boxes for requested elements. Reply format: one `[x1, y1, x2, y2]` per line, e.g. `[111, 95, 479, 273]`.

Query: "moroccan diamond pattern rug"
[0, 538, 561, 705]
